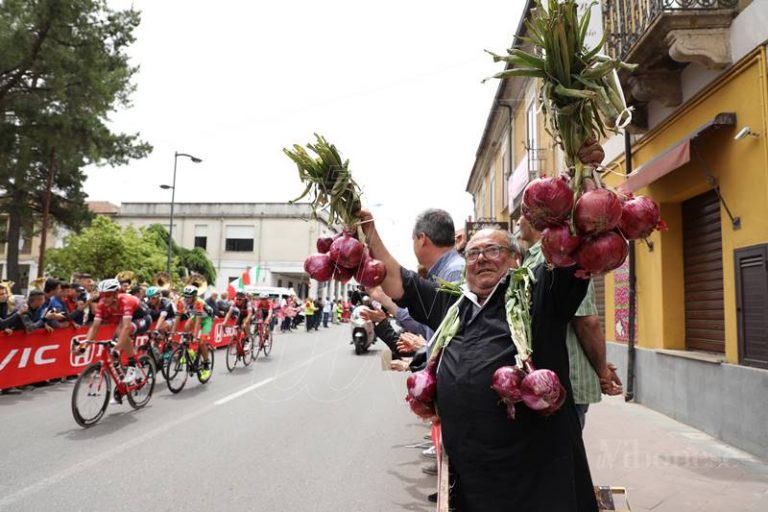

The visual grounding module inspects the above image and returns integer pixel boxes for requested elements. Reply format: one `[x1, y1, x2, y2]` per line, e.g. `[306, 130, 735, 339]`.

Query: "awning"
[508, 157, 529, 205]
[620, 112, 736, 193]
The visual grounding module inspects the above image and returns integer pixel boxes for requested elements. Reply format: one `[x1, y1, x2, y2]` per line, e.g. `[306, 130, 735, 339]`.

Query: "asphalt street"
[0, 324, 436, 512]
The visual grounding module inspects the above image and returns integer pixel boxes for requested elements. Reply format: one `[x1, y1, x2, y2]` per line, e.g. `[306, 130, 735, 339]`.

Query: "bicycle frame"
[78, 341, 149, 396]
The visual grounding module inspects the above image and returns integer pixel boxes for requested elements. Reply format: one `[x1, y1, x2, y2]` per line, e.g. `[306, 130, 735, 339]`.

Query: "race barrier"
[0, 318, 238, 390]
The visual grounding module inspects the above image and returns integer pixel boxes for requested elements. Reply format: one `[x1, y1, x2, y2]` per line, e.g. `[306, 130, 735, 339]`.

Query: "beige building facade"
[115, 202, 346, 299]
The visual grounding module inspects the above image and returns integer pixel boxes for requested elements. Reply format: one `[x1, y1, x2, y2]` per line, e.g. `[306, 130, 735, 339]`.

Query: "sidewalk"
[585, 396, 768, 512]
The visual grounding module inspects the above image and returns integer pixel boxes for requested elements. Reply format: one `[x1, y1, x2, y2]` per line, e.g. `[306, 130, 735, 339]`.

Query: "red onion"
[405, 395, 437, 421]
[619, 195, 665, 240]
[407, 369, 437, 403]
[522, 177, 574, 231]
[491, 365, 526, 403]
[574, 188, 623, 235]
[541, 225, 582, 267]
[357, 258, 387, 288]
[574, 231, 628, 277]
[316, 237, 334, 254]
[333, 264, 355, 284]
[329, 233, 365, 268]
[520, 368, 566, 415]
[303, 254, 334, 282]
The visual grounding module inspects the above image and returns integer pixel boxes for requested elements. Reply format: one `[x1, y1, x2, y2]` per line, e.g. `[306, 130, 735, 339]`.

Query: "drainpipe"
[498, 101, 515, 215]
[624, 130, 636, 402]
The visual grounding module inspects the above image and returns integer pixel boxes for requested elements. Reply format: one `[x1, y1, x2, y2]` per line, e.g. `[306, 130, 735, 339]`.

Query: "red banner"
[0, 319, 236, 390]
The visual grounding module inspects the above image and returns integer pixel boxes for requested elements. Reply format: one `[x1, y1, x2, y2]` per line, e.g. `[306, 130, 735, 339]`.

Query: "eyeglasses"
[464, 244, 511, 262]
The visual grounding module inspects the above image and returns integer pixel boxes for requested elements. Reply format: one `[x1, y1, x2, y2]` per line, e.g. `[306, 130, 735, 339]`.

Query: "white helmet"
[97, 278, 121, 293]
[182, 285, 199, 298]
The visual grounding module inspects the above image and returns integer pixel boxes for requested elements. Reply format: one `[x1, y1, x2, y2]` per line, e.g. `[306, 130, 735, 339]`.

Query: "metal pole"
[167, 152, 178, 275]
[37, 147, 55, 278]
[624, 130, 636, 402]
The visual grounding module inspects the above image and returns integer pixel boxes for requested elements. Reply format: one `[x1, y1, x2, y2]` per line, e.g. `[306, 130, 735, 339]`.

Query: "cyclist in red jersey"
[83, 278, 152, 383]
[254, 293, 272, 342]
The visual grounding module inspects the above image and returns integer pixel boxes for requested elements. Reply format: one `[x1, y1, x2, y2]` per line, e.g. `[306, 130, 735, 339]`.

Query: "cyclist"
[82, 278, 152, 384]
[223, 291, 254, 344]
[145, 286, 175, 335]
[254, 293, 273, 346]
[180, 285, 214, 380]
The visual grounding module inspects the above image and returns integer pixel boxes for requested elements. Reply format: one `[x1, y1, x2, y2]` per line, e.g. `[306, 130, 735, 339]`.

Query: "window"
[526, 101, 539, 176]
[489, 168, 496, 218]
[19, 226, 32, 255]
[194, 225, 207, 250]
[477, 180, 487, 218]
[0, 217, 6, 255]
[502, 148, 510, 209]
[277, 279, 283, 287]
[225, 225, 254, 252]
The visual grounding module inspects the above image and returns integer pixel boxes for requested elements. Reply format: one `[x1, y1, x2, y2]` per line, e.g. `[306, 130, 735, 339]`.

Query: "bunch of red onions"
[491, 361, 566, 419]
[404, 357, 438, 422]
[522, 141, 666, 278]
[304, 231, 387, 287]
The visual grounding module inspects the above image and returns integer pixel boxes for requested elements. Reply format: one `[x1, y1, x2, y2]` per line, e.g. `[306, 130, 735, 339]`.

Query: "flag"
[227, 265, 259, 297]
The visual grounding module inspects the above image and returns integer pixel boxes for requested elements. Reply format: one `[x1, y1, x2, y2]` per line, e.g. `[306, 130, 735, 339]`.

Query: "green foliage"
[144, 223, 217, 284]
[0, 0, 151, 286]
[45, 217, 216, 284]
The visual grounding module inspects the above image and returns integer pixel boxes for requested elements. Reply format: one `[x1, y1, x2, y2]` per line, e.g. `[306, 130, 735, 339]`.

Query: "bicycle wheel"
[197, 344, 215, 384]
[165, 346, 188, 393]
[126, 355, 156, 409]
[262, 333, 273, 357]
[72, 362, 111, 428]
[242, 336, 253, 367]
[226, 340, 239, 372]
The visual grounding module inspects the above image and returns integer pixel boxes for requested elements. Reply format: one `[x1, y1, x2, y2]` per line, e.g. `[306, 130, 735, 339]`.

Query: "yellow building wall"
[603, 50, 768, 363]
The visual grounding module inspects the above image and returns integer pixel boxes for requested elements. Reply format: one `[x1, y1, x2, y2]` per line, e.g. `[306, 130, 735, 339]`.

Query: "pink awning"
[509, 158, 529, 202]
[620, 139, 690, 193]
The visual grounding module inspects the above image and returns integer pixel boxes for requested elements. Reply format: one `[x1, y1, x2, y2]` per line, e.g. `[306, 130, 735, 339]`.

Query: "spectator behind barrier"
[0, 282, 23, 334]
[22, 290, 63, 333]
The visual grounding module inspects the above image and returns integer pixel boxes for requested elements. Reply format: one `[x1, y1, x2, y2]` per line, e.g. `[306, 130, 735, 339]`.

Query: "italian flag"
[227, 266, 259, 297]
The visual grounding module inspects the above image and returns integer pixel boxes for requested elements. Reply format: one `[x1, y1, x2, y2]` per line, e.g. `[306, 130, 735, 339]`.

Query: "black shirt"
[396, 264, 597, 512]
[148, 298, 175, 321]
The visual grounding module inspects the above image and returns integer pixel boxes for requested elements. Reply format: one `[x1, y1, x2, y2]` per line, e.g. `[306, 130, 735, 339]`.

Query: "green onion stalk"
[484, 0, 636, 199]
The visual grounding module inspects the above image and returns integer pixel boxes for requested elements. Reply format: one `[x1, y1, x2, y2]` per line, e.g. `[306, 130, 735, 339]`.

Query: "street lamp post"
[161, 151, 202, 275]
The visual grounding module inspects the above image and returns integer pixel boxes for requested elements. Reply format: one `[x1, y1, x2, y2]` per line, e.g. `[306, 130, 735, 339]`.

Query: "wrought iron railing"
[604, 0, 739, 61]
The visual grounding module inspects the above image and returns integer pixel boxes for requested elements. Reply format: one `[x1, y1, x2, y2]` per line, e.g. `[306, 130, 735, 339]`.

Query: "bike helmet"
[259, 292, 269, 299]
[182, 285, 199, 298]
[97, 278, 120, 293]
[235, 291, 246, 298]
[145, 286, 160, 298]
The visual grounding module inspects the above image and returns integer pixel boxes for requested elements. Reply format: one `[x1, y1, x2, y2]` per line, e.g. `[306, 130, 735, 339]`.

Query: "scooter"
[350, 306, 376, 355]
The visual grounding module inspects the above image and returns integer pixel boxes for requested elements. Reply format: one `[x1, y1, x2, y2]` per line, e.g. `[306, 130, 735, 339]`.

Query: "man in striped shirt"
[518, 214, 623, 429]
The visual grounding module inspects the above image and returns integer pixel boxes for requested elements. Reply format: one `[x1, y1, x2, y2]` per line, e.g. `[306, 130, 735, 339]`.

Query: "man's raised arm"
[357, 210, 405, 300]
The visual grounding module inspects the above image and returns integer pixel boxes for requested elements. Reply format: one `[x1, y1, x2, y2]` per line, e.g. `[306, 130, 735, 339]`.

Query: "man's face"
[516, 215, 537, 244]
[81, 278, 94, 291]
[101, 292, 118, 306]
[464, 229, 519, 297]
[148, 296, 160, 306]
[120, 282, 130, 293]
[412, 233, 427, 266]
[0, 288, 7, 303]
[29, 295, 45, 309]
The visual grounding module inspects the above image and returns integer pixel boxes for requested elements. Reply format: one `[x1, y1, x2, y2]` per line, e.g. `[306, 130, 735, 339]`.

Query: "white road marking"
[0, 345, 341, 508]
[213, 377, 275, 405]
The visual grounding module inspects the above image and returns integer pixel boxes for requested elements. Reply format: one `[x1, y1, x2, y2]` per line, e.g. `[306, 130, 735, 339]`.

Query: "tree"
[144, 223, 217, 284]
[45, 217, 217, 285]
[0, 0, 151, 292]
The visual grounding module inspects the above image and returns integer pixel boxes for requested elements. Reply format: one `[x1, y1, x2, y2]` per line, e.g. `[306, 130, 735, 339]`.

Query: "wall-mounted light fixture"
[734, 126, 760, 141]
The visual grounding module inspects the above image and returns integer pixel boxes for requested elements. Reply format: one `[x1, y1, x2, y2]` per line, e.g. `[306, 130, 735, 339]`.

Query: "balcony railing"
[604, 0, 739, 61]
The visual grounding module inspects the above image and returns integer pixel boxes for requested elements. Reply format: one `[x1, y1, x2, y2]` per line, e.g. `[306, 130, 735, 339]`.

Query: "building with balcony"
[468, 0, 768, 459]
[599, 0, 768, 458]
